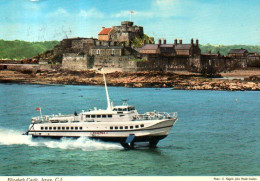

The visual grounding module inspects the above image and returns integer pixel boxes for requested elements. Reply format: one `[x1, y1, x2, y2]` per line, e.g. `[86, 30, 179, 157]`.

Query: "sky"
[0, 0, 259, 45]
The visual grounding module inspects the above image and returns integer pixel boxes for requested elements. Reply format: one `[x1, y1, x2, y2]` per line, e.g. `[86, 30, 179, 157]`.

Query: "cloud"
[155, 0, 178, 7]
[47, 8, 70, 17]
[24, 1, 41, 11]
[78, 8, 104, 19]
[111, 0, 180, 19]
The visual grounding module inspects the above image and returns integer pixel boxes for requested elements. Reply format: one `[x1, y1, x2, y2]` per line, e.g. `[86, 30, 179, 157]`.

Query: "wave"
[0, 128, 122, 151]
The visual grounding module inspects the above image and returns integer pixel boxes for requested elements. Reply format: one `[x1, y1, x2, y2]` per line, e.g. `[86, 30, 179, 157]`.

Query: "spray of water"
[0, 128, 122, 151]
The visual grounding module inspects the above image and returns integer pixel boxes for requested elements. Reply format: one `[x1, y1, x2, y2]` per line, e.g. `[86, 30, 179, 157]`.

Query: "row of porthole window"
[110, 124, 144, 130]
[41, 126, 83, 130]
[86, 114, 113, 118]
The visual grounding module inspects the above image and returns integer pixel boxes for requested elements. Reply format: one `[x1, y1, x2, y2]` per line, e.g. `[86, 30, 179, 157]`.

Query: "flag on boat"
[36, 107, 41, 111]
[130, 11, 134, 14]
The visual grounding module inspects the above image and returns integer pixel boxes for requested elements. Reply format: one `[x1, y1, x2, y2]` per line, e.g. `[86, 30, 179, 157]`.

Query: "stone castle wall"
[93, 55, 138, 72]
[62, 53, 91, 71]
[137, 55, 201, 72]
[247, 55, 260, 67]
[61, 53, 137, 72]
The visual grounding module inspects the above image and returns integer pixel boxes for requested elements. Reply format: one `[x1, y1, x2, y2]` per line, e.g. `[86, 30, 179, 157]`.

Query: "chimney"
[196, 39, 199, 46]
[163, 39, 166, 44]
[191, 38, 194, 45]
[102, 27, 105, 29]
[179, 39, 182, 44]
[158, 39, 162, 45]
[174, 39, 177, 45]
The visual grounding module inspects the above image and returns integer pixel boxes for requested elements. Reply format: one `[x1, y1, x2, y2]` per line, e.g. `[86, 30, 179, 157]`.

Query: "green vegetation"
[0, 39, 259, 60]
[0, 40, 59, 59]
[131, 34, 155, 48]
[200, 44, 260, 55]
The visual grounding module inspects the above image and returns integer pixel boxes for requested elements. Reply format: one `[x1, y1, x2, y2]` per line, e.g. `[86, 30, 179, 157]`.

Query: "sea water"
[0, 83, 259, 176]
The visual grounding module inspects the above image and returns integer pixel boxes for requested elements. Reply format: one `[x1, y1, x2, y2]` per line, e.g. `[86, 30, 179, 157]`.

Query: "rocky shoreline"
[0, 70, 259, 91]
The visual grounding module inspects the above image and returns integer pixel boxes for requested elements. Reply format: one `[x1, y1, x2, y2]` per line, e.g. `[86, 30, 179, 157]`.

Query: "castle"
[43, 21, 259, 74]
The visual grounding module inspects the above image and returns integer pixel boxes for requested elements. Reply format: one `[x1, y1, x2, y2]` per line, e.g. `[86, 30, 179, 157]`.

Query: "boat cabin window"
[86, 115, 90, 118]
[110, 126, 113, 130]
[115, 126, 118, 130]
[130, 126, 133, 129]
[113, 108, 117, 111]
[62, 127, 65, 130]
[97, 115, 101, 118]
[45, 127, 48, 130]
[80, 127, 82, 130]
[53, 127, 56, 130]
[91, 115, 95, 118]
[108, 114, 112, 118]
[135, 125, 139, 128]
[75, 127, 78, 130]
[141, 124, 144, 128]
[49, 127, 52, 130]
[118, 108, 122, 111]
[66, 127, 69, 130]
[128, 107, 135, 111]
[102, 115, 106, 118]
[41, 127, 44, 130]
[120, 126, 123, 129]
[125, 126, 128, 129]
[71, 127, 74, 130]
[58, 127, 61, 130]
[123, 108, 127, 111]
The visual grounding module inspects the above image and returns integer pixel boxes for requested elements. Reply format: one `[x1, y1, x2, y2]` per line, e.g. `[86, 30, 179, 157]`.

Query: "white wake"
[0, 128, 122, 151]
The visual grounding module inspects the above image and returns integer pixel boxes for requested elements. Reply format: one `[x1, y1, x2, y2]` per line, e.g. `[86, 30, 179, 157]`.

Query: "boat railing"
[134, 112, 177, 121]
[31, 114, 74, 123]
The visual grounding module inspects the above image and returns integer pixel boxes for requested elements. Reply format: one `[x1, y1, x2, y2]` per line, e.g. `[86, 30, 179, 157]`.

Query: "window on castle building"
[97, 49, 100, 55]
[112, 49, 115, 56]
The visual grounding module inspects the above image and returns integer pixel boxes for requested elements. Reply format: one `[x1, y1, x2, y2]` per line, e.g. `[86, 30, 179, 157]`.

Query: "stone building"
[247, 53, 260, 67]
[138, 38, 202, 71]
[140, 44, 160, 55]
[97, 21, 143, 43]
[90, 44, 132, 57]
[56, 21, 259, 73]
[174, 39, 201, 56]
[71, 38, 97, 54]
[98, 28, 114, 41]
[140, 38, 201, 58]
[60, 37, 86, 49]
[228, 49, 248, 57]
[59, 37, 98, 54]
[111, 21, 143, 42]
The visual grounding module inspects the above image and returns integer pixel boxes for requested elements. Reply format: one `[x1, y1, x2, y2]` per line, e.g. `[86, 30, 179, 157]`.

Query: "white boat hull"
[27, 118, 177, 143]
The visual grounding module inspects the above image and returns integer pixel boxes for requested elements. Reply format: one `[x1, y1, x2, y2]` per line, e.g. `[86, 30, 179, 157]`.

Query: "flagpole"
[40, 107, 43, 121]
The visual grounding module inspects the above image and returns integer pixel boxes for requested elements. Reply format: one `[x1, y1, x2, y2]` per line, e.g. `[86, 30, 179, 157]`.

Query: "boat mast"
[102, 70, 111, 111]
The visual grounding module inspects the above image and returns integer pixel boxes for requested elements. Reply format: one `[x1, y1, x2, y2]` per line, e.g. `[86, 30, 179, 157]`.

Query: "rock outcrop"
[0, 70, 259, 91]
